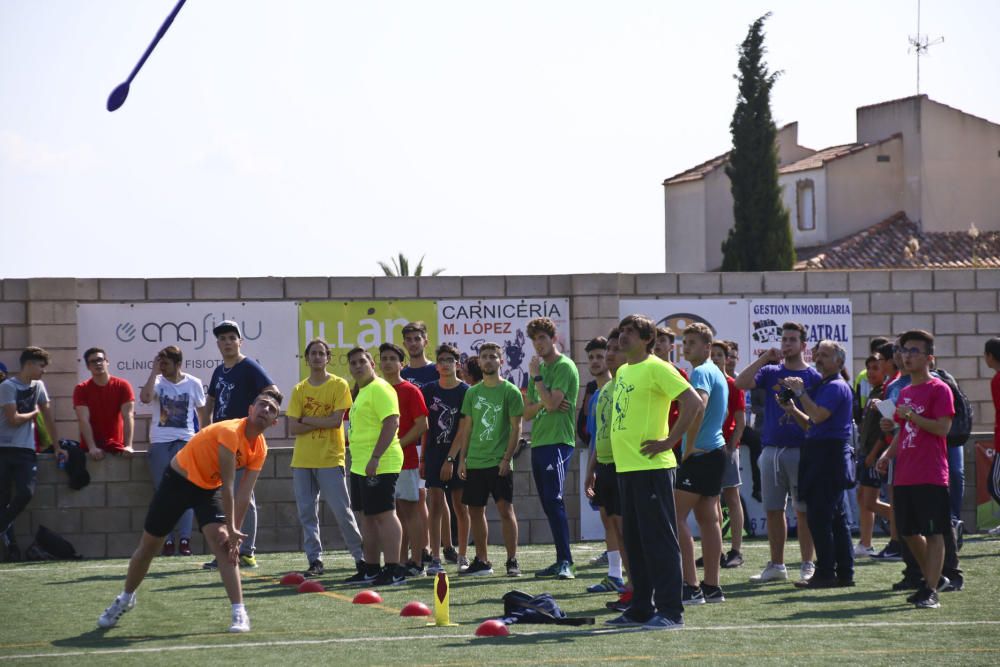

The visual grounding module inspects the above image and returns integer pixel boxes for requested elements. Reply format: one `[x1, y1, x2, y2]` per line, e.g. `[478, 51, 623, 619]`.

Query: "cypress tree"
[721, 13, 795, 271]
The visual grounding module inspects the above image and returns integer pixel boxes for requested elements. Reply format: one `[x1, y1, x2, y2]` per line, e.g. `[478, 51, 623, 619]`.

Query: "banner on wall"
[76, 302, 299, 414]
[618, 299, 751, 374]
[437, 299, 570, 391]
[975, 440, 999, 530]
[748, 299, 853, 365]
[298, 300, 438, 381]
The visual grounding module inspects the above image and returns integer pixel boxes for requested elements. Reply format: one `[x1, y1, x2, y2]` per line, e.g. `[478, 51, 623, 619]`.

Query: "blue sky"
[2, 0, 998, 278]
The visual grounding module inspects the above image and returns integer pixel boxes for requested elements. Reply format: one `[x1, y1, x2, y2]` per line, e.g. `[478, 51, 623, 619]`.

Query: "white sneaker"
[854, 543, 876, 558]
[229, 608, 251, 633]
[426, 558, 445, 575]
[457, 555, 470, 573]
[749, 562, 787, 583]
[98, 593, 135, 628]
[800, 561, 816, 582]
[988, 524, 1000, 536]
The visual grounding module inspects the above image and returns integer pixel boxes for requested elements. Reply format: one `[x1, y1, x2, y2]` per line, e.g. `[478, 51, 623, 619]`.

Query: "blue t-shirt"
[401, 364, 439, 389]
[805, 376, 854, 441]
[421, 380, 468, 450]
[207, 357, 275, 422]
[755, 364, 822, 448]
[884, 374, 912, 404]
[684, 360, 728, 454]
[0, 378, 48, 449]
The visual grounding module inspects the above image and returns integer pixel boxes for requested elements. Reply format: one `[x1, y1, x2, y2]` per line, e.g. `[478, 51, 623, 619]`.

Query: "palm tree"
[377, 253, 444, 277]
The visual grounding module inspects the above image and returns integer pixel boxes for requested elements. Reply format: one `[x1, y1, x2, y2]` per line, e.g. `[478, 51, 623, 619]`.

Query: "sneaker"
[459, 557, 493, 576]
[98, 593, 135, 629]
[587, 575, 626, 593]
[750, 562, 788, 583]
[229, 608, 251, 633]
[535, 562, 560, 578]
[642, 614, 684, 631]
[605, 612, 648, 627]
[178, 538, 192, 556]
[506, 558, 522, 577]
[799, 561, 816, 582]
[557, 561, 576, 580]
[161, 540, 175, 557]
[939, 576, 963, 592]
[457, 554, 471, 573]
[695, 554, 726, 568]
[426, 558, 445, 575]
[722, 550, 744, 568]
[794, 575, 839, 589]
[871, 541, 903, 561]
[239, 554, 258, 569]
[404, 560, 425, 577]
[443, 546, 459, 564]
[304, 560, 324, 578]
[988, 524, 1000, 536]
[915, 588, 940, 609]
[953, 519, 964, 552]
[372, 564, 407, 587]
[589, 550, 609, 566]
[853, 543, 876, 558]
[701, 582, 725, 603]
[682, 583, 705, 606]
[202, 558, 218, 570]
[606, 590, 632, 612]
[421, 550, 432, 566]
[892, 577, 922, 592]
[343, 561, 378, 585]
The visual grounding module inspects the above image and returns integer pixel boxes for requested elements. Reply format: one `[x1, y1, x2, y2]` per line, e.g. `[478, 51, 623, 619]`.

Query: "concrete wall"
[2, 270, 999, 557]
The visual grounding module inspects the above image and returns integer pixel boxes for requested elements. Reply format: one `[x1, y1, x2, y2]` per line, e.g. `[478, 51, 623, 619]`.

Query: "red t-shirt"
[392, 380, 429, 470]
[72, 376, 135, 451]
[668, 365, 690, 428]
[893, 377, 954, 487]
[722, 375, 746, 444]
[992, 373, 1000, 446]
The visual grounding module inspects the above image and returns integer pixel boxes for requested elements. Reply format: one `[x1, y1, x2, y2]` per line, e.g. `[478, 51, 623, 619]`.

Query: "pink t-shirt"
[893, 377, 954, 487]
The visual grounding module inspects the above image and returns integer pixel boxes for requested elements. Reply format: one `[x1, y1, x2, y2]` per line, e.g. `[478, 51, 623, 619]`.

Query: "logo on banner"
[752, 319, 781, 344]
[112, 314, 264, 349]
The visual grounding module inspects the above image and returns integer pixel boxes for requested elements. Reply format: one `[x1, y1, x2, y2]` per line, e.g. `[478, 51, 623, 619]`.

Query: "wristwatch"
[446, 456, 455, 463]
[533, 375, 544, 383]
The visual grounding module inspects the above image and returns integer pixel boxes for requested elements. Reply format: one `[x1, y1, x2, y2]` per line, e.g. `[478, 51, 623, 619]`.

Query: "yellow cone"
[429, 571, 458, 626]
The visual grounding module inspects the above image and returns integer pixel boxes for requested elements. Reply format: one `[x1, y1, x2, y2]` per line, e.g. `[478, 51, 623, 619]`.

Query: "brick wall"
[1, 270, 997, 557]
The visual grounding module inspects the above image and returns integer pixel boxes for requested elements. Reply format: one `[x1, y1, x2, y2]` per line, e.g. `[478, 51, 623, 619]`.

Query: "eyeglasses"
[436, 358, 457, 365]
[87, 358, 108, 366]
[899, 347, 927, 357]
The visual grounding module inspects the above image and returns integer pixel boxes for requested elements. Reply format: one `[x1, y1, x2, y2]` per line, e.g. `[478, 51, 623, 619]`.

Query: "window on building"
[796, 179, 815, 231]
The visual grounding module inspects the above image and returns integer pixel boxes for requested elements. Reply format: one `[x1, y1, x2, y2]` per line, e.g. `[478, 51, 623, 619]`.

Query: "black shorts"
[592, 462, 620, 516]
[675, 448, 726, 497]
[462, 466, 513, 507]
[893, 484, 951, 537]
[856, 460, 883, 489]
[144, 467, 226, 537]
[424, 446, 464, 491]
[350, 472, 398, 515]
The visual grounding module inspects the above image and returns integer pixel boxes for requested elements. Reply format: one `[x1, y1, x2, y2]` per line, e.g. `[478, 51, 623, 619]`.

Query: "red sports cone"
[475, 620, 510, 637]
[400, 601, 432, 617]
[281, 572, 306, 585]
[353, 589, 383, 604]
[297, 580, 325, 593]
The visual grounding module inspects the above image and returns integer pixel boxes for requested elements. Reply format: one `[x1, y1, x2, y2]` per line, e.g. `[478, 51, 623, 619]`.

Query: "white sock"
[232, 603, 246, 614]
[607, 551, 623, 579]
[120, 591, 135, 603]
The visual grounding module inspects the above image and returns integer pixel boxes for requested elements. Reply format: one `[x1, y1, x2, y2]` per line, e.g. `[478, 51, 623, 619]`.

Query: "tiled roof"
[663, 150, 730, 185]
[795, 212, 1000, 270]
[779, 143, 864, 174]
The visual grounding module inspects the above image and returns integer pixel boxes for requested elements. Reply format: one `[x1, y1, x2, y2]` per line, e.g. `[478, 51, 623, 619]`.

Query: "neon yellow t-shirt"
[595, 378, 615, 464]
[610, 356, 690, 472]
[347, 377, 404, 475]
[287, 375, 353, 468]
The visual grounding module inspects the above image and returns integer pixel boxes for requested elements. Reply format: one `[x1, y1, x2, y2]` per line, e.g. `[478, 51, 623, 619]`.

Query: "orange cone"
[400, 601, 432, 617]
[297, 580, 325, 593]
[353, 589, 383, 604]
[281, 572, 306, 585]
[475, 620, 509, 637]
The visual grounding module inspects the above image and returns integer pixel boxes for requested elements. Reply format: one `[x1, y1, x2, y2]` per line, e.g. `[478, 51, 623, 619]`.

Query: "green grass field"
[1, 536, 998, 665]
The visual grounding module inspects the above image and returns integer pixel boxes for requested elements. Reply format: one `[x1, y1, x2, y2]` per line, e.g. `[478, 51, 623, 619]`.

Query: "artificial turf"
[1, 536, 998, 665]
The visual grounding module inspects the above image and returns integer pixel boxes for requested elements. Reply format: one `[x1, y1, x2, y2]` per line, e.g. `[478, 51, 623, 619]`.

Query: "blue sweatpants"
[531, 444, 575, 564]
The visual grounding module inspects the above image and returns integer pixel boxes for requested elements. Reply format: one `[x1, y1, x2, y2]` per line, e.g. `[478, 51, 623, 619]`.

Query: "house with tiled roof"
[663, 95, 1000, 271]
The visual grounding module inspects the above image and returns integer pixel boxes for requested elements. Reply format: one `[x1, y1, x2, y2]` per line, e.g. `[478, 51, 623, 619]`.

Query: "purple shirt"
[755, 364, 822, 447]
[805, 376, 853, 441]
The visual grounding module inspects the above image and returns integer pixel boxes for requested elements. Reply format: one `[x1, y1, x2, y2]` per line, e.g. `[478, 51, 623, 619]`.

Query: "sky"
[2, 0, 998, 279]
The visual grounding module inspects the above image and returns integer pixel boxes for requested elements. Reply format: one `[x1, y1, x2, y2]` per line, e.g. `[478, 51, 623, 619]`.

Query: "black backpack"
[27, 525, 84, 561]
[932, 369, 973, 447]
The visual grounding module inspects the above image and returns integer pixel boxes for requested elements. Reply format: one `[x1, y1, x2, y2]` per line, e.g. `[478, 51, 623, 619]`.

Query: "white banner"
[76, 302, 299, 414]
[748, 299, 853, 365]
[437, 299, 570, 391]
[618, 299, 751, 374]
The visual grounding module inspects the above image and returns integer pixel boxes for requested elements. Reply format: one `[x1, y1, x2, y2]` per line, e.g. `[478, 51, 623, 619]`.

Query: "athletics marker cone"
[353, 590, 382, 604]
[428, 571, 458, 626]
[297, 580, 325, 593]
[475, 620, 509, 637]
[400, 601, 431, 617]
[280, 572, 305, 586]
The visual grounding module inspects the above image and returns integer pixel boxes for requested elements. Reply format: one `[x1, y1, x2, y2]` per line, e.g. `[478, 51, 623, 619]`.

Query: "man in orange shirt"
[97, 390, 282, 634]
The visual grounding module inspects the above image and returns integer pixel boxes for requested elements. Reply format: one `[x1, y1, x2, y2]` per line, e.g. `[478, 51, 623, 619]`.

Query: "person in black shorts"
[422, 344, 470, 574]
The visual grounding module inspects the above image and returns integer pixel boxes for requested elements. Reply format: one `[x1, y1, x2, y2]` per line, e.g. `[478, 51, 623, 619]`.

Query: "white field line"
[2, 620, 999, 661]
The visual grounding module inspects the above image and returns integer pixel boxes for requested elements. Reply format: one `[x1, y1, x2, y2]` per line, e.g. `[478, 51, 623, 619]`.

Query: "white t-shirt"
[150, 373, 206, 444]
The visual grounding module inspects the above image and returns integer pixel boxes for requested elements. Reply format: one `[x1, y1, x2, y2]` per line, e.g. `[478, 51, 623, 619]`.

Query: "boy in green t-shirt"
[447, 342, 524, 577]
[287, 338, 363, 578]
[524, 317, 580, 579]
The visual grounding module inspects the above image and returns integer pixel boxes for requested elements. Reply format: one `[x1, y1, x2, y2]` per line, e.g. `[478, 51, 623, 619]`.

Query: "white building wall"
[664, 179, 707, 272]
[703, 166, 736, 270]
[856, 97, 923, 224]
[826, 137, 905, 241]
[780, 167, 828, 247]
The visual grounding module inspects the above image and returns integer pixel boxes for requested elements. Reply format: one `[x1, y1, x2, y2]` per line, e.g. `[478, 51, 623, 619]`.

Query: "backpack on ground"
[29, 525, 84, 561]
[932, 368, 973, 447]
[500, 590, 595, 626]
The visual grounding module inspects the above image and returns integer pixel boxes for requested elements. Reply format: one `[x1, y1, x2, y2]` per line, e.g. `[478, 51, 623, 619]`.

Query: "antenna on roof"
[907, 0, 944, 95]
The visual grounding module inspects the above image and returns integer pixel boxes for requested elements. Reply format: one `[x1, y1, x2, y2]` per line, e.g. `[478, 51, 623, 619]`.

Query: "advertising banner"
[618, 299, 751, 373]
[298, 300, 438, 381]
[76, 302, 299, 414]
[438, 299, 570, 391]
[748, 299, 854, 365]
[976, 440, 999, 530]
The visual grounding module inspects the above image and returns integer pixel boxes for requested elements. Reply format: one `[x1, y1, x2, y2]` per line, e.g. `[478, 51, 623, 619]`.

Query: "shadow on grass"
[51, 627, 226, 649]
[44, 570, 185, 585]
[439, 625, 636, 648]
